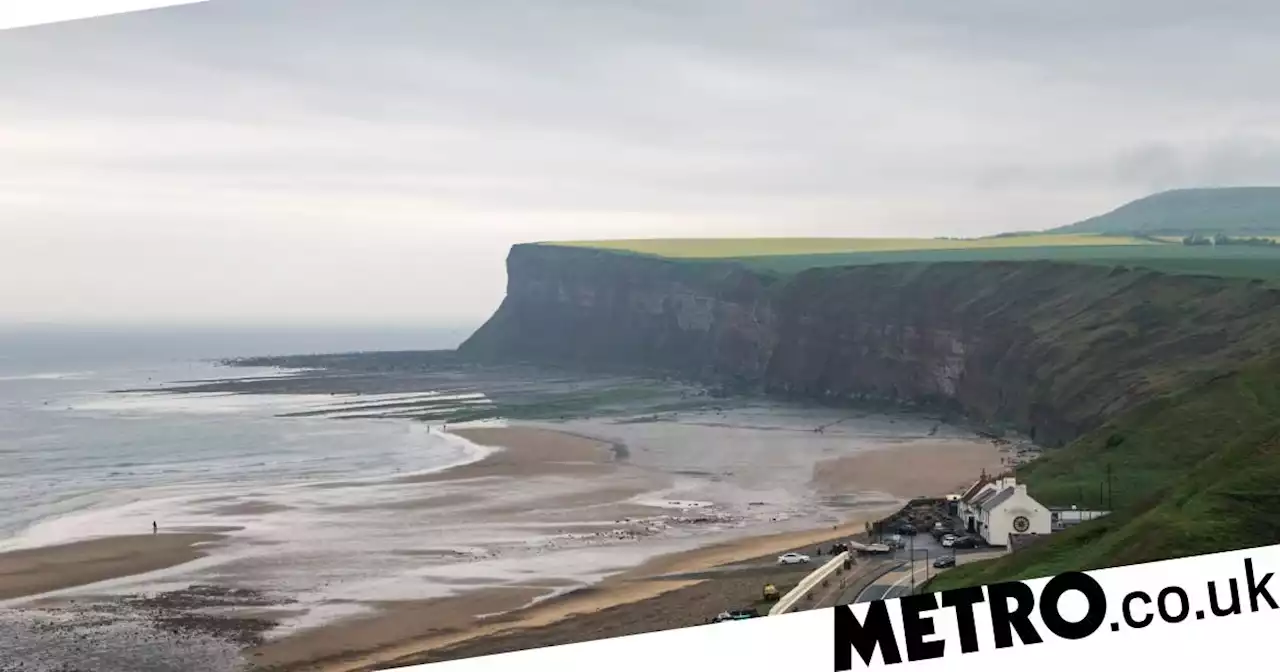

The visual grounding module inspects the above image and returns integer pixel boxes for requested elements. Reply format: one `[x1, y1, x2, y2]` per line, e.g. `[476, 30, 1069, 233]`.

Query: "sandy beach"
[810, 437, 1006, 499]
[0, 413, 1006, 672]
[239, 424, 1001, 671]
[401, 426, 623, 482]
[0, 534, 224, 602]
[250, 503, 897, 672]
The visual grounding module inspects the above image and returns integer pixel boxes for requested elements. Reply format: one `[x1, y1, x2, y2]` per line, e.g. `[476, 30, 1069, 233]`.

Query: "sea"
[0, 326, 479, 548]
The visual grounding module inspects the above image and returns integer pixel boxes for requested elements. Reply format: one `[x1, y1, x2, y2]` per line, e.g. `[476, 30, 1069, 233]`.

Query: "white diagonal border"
[0, 0, 209, 31]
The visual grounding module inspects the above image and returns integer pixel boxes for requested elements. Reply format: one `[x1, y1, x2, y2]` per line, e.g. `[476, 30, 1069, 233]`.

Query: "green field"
[546, 236, 1280, 282]
[732, 243, 1280, 280]
[550, 234, 1157, 259]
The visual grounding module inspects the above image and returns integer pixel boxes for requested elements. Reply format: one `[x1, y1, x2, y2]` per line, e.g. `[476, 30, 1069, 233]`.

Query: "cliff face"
[460, 244, 1280, 446]
[461, 245, 781, 382]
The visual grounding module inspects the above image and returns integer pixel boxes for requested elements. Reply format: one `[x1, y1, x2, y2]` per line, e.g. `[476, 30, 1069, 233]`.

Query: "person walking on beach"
[152, 521, 157, 534]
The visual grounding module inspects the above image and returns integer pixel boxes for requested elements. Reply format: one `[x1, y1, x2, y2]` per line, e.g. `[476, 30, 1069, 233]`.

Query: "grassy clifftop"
[548, 234, 1154, 258]
[541, 233, 1280, 283]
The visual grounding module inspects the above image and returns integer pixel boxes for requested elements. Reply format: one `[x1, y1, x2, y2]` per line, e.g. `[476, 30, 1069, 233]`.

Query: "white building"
[957, 473, 1016, 535]
[975, 483, 1052, 546]
[955, 473, 1052, 546]
[1051, 507, 1110, 530]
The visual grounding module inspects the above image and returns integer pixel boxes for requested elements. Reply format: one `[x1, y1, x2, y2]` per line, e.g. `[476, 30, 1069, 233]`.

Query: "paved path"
[855, 558, 931, 603]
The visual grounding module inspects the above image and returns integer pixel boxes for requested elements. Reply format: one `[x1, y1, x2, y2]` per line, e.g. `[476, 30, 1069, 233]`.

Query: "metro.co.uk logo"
[834, 557, 1277, 670]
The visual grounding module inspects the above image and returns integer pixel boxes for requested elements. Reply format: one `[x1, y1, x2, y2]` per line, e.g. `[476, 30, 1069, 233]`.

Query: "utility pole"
[1106, 463, 1113, 510]
[909, 532, 916, 593]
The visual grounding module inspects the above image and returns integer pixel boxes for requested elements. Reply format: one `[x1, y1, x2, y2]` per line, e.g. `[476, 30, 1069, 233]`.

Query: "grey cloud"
[2, 1, 1280, 326]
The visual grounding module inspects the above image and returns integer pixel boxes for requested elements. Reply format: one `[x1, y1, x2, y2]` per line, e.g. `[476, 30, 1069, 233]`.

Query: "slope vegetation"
[1053, 186, 1280, 236]
[930, 359, 1280, 588]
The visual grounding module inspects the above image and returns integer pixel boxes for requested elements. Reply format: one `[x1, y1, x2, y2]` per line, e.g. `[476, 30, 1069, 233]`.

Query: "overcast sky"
[3, 0, 1280, 328]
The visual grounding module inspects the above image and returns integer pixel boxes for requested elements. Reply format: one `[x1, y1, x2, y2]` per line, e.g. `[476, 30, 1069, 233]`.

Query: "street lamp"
[907, 534, 930, 594]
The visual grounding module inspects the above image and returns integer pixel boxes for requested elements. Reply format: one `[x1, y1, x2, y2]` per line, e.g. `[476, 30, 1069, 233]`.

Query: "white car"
[941, 535, 957, 548]
[777, 552, 811, 565]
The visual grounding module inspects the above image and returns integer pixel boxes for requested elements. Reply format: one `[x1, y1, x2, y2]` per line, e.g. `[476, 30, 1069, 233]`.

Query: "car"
[777, 552, 811, 565]
[951, 536, 981, 549]
[933, 556, 957, 569]
[941, 534, 957, 548]
[897, 524, 918, 536]
[712, 608, 761, 623]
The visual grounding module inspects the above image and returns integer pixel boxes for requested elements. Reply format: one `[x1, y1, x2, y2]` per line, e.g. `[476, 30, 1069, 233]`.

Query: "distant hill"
[1053, 187, 1280, 236]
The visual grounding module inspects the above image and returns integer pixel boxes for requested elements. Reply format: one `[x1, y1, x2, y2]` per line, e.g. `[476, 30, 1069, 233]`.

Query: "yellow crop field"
[547, 234, 1162, 259]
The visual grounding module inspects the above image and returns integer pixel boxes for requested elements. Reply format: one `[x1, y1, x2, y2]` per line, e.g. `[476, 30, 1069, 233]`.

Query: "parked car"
[897, 524, 918, 536]
[951, 536, 981, 549]
[941, 534, 958, 548]
[861, 543, 893, 555]
[933, 556, 957, 569]
[777, 552, 811, 565]
[713, 608, 761, 623]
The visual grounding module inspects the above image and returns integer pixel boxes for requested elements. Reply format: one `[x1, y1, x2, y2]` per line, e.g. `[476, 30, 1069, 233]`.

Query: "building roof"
[970, 489, 998, 509]
[982, 487, 1017, 511]
[960, 477, 993, 503]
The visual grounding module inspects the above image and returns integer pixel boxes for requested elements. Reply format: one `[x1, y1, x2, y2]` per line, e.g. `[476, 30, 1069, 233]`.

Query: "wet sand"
[243, 429, 1003, 672]
[810, 438, 1006, 499]
[249, 505, 897, 672]
[0, 422, 1004, 672]
[400, 426, 620, 482]
[0, 534, 224, 602]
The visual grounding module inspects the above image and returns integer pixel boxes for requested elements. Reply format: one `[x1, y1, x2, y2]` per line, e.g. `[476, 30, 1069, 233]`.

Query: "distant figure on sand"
[152, 521, 157, 534]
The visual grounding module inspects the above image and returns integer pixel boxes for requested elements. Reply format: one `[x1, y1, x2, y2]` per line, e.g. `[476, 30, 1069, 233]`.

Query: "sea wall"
[460, 244, 1280, 446]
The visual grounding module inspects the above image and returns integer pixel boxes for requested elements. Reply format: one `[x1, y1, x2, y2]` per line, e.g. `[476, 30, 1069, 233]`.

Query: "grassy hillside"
[928, 357, 1280, 589]
[1053, 187, 1280, 236]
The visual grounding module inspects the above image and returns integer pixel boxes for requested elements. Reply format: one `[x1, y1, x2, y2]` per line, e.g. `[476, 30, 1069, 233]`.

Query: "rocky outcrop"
[460, 244, 1280, 446]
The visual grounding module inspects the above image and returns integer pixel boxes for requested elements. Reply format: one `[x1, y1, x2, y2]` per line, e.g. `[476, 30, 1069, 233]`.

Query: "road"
[853, 545, 1005, 603]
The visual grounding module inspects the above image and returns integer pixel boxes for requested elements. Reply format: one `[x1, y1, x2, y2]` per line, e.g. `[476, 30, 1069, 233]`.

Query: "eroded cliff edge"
[461, 243, 1280, 450]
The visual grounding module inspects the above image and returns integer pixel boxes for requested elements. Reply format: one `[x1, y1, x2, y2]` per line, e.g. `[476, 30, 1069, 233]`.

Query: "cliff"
[461, 243, 1280, 448]
[461, 245, 781, 383]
